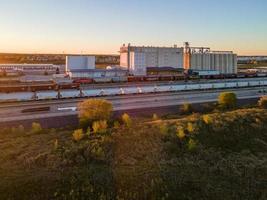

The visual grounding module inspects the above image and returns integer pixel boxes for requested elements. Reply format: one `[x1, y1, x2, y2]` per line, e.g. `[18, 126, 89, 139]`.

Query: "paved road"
[0, 86, 265, 123]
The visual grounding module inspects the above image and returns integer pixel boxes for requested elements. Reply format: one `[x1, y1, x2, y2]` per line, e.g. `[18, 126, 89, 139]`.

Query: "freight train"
[0, 80, 80, 93]
[1, 72, 266, 93]
[72, 71, 267, 84]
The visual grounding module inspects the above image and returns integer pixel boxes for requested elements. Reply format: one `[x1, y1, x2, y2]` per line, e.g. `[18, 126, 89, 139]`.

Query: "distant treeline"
[0, 53, 120, 65]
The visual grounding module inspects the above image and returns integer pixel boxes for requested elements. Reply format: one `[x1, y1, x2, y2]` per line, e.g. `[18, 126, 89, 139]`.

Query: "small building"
[65, 56, 95, 72]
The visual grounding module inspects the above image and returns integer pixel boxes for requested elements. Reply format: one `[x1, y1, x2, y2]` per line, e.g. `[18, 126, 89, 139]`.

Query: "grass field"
[1, 107, 267, 199]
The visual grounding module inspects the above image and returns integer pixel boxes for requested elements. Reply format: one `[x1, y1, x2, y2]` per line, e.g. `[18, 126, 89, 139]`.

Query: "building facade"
[184, 44, 237, 74]
[120, 44, 184, 76]
[189, 51, 237, 74]
[65, 56, 95, 72]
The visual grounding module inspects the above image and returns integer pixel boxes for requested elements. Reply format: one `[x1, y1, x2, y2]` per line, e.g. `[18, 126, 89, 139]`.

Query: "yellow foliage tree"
[218, 92, 237, 109]
[78, 99, 113, 127]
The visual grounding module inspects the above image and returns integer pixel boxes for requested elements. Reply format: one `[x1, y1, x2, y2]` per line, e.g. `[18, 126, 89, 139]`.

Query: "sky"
[0, 0, 266, 55]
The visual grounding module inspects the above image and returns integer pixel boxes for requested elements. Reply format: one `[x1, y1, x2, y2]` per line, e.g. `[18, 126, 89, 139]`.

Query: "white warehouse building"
[120, 44, 184, 76]
[65, 56, 95, 72]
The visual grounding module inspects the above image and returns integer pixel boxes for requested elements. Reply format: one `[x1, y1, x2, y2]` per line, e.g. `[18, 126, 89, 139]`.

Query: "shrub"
[122, 113, 132, 128]
[31, 122, 42, 134]
[78, 99, 113, 128]
[86, 127, 91, 136]
[188, 138, 197, 151]
[203, 114, 213, 125]
[92, 120, 108, 134]
[180, 103, 193, 114]
[177, 127, 185, 139]
[152, 113, 159, 121]
[72, 129, 84, 142]
[218, 92, 237, 109]
[187, 122, 195, 133]
[159, 123, 169, 135]
[258, 96, 267, 109]
[113, 121, 120, 129]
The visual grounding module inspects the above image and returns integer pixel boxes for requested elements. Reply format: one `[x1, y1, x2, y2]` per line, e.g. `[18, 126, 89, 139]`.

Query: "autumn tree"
[218, 92, 237, 109]
[78, 99, 113, 128]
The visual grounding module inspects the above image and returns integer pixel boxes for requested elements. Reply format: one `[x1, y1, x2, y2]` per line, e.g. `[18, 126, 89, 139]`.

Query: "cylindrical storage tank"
[215, 54, 220, 72]
[233, 54, 237, 74]
[204, 54, 211, 70]
[228, 54, 232, 74]
[210, 54, 215, 71]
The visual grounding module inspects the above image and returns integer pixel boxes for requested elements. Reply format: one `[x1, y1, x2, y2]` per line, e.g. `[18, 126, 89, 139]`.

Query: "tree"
[258, 96, 267, 109]
[218, 92, 237, 109]
[78, 99, 113, 128]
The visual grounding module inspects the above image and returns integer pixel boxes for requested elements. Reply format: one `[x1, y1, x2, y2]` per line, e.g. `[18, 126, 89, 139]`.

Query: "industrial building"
[120, 43, 237, 76]
[65, 56, 95, 72]
[120, 44, 184, 76]
[184, 43, 237, 74]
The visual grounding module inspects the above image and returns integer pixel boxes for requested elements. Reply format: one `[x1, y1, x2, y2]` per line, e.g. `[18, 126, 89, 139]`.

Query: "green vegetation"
[218, 92, 237, 109]
[1, 98, 267, 199]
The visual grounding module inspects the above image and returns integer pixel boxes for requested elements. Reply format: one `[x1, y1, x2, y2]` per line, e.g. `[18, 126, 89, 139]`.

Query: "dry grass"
[0, 128, 72, 199]
[112, 124, 165, 198]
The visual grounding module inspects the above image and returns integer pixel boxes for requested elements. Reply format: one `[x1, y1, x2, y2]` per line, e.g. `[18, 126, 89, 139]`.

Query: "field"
[1, 104, 267, 199]
[238, 62, 267, 69]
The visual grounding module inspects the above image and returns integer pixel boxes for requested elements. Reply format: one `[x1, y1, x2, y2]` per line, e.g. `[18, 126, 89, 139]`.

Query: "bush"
[92, 120, 108, 134]
[122, 113, 132, 128]
[177, 127, 185, 139]
[78, 99, 113, 128]
[159, 123, 168, 135]
[218, 92, 237, 109]
[187, 138, 197, 151]
[152, 113, 159, 121]
[180, 103, 193, 114]
[113, 121, 120, 129]
[31, 122, 42, 134]
[258, 96, 267, 108]
[72, 129, 84, 142]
